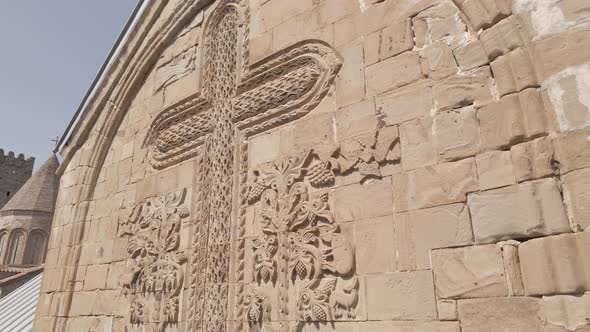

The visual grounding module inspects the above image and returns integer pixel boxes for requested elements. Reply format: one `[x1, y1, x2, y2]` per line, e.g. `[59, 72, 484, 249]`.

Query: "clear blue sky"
[0, 1, 137, 171]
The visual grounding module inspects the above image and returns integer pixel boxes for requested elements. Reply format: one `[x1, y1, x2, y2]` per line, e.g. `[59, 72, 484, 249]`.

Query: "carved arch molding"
[115, 0, 382, 331]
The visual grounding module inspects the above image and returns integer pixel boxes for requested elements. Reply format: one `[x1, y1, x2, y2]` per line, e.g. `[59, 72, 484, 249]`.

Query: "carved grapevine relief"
[307, 125, 401, 187]
[117, 189, 190, 332]
[246, 152, 359, 330]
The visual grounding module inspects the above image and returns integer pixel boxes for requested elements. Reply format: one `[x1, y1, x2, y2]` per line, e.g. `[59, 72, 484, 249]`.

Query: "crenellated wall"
[0, 149, 34, 209]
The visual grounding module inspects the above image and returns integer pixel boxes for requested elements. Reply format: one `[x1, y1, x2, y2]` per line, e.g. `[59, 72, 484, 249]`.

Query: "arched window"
[0, 231, 8, 263]
[23, 230, 47, 265]
[5, 229, 26, 265]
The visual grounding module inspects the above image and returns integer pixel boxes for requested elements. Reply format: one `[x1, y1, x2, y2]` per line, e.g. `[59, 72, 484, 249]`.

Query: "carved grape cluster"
[247, 180, 266, 204]
[307, 162, 335, 187]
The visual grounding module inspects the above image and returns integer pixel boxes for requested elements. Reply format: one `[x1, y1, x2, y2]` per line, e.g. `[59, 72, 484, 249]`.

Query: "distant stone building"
[0, 149, 34, 209]
[0, 154, 59, 266]
[0, 154, 59, 301]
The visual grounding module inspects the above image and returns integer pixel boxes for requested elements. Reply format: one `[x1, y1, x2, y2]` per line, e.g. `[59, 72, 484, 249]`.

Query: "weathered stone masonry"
[33, 0, 590, 331]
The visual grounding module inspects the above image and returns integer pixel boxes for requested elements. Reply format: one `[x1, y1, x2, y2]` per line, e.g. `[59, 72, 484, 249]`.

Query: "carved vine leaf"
[305, 126, 401, 187]
[246, 152, 359, 324]
[117, 189, 189, 330]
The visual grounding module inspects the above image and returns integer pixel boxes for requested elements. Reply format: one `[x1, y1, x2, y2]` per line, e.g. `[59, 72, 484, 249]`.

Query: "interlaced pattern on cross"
[143, 0, 341, 330]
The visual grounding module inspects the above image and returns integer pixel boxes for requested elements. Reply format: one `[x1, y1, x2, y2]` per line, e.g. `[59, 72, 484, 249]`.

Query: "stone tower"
[0, 154, 60, 266]
[0, 149, 35, 209]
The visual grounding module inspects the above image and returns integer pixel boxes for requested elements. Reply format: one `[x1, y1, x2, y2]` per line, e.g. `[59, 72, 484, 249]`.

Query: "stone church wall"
[34, 0, 590, 331]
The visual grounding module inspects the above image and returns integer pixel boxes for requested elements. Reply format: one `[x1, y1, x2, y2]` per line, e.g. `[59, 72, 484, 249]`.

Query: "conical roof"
[1, 154, 60, 214]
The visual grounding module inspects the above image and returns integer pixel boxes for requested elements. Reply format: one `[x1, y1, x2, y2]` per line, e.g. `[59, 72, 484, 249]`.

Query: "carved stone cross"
[143, 0, 341, 330]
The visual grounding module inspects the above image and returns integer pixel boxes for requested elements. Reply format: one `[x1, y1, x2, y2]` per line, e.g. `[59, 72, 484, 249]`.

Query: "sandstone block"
[376, 80, 433, 126]
[297, 18, 334, 50]
[533, 29, 590, 80]
[455, 0, 511, 30]
[334, 178, 393, 222]
[500, 241, 525, 296]
[366, 52, 422, 97]
[364, 19, 414, 66]
[437, 299, 458, 321]
[457, 297, 544, 332]
[93, 290, 118, 315]
[414, 1, 468, 49]
[432, 245, 508, 299]
[258, 0, 314, 32]
[475, 150, 516, 190]
[478, 88, 548, 150]
[336, 100, 378, 140]
[468, 178, 570, 243]
[356, 0, 416, 36]
[248, 130, 280, 168]
[519, 232, 590, 296]
[293, 112, 335, 154]
[395, 203, 474, 271]
[355, 215, 396, 274]
[366, 271, 437, 320]
[69, 291, 96, 317]
[453, 40, 489, 71]
[553, 128, 590, 173]
[83, 264, 109, 291]
[325, 0, 360, 24]
[336, 40, 365, 108]
[400, 116, 437, 171]
[480, 15, 529, 60]
[412, 16, 429, 49]
[563, 168, 590, 230]
[249, 32, 273, 64]
[544, 64, 590, 132]
[433, 66, 493, 111]
[511, 137, 557, 182]
[333, 15, 360, 48]
[37, 293, 52, 317]
[393, 158, 479, 212]
[491, 48, 539, 96]
[293, 3, 328, 39]
[560, 0, 590, 24]
[434, 106, 480, 161]
[542, 294, 590, 331]
[421, 42, 458, 80]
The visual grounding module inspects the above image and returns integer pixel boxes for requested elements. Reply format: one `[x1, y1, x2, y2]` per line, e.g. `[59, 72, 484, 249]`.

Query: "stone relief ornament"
[117, 189, 190, 332]
[307, 125, 401, 187]
[246, 152, 359, 329]
[140, 0, 341, 330]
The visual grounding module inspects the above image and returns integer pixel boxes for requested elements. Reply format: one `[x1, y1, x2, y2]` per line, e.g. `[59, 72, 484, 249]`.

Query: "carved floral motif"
[117, 189, 189, 332]
[246, 152, 359, 329]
